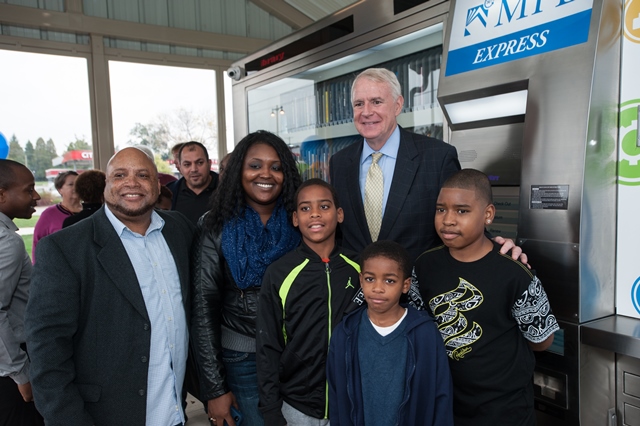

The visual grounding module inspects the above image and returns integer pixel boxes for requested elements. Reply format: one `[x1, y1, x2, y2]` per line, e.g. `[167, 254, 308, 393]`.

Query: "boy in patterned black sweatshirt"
[415, 168, 559, 426]
[256, 178, 361, 426]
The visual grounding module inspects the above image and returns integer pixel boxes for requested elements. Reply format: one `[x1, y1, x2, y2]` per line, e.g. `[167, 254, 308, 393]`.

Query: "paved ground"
[15, 227, 34, 236]
[185, 394, 209, 425]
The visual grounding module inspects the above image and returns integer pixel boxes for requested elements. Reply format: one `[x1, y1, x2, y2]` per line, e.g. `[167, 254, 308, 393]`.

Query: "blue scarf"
[221, 201, 300, 289]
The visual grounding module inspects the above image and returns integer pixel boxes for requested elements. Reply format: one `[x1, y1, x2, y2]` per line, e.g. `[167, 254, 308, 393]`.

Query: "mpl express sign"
[445, 0, 594, 76]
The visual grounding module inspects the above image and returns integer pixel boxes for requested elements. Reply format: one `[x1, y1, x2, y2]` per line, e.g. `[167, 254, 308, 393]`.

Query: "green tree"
[33, 137, 52, 180]
[128, 123, 168, 154]
[66, 138, 92, 151]
[164, 108, 218, 157]
[155, 154, 172, 174]
[25, 141, 35, 172]
[7, 134, 25, 165]
[128, 108, 218, 161]
[46, 138, 58, 160]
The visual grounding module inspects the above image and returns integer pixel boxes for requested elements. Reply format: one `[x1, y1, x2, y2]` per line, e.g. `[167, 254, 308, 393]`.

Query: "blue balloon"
[0, 132, 7, 159]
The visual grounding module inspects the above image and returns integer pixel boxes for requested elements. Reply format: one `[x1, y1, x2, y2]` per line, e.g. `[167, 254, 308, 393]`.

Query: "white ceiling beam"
[0, 3, 271, 54]
[249, 0, 314, 29]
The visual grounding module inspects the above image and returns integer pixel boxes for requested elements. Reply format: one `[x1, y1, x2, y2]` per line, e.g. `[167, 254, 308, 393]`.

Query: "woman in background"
[155, 184, 173, 211]
[32, 170, 80, 262]
[62, 169, 105, 228]
[191, 131, 301, 426]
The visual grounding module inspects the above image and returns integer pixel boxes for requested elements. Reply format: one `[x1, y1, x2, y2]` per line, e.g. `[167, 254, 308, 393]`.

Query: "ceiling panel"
[284, 0, 359, 21]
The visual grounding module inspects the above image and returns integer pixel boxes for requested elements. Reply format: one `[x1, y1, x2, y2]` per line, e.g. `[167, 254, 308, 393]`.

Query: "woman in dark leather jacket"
[191, 131, 302, 426]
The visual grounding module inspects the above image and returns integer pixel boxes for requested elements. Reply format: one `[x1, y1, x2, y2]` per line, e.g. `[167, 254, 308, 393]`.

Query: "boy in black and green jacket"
[256, 178, 361, 426]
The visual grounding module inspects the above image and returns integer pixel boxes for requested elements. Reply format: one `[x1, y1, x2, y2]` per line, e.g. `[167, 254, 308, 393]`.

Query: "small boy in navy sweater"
[257, 179, 361, 426]
[327, 240, 453, 426]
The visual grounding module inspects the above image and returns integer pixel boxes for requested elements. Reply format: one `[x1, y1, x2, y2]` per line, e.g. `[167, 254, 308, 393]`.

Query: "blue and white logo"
[447, 0, 594, 75]
[631, 276, 640, 314]
[465, 3, 491, 36]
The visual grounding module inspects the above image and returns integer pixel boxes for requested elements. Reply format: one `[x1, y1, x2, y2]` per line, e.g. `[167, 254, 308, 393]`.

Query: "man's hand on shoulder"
[493, 236, 530, 269]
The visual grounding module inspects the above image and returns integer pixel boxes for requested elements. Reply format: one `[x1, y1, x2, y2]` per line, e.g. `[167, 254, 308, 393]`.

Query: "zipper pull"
[322, 257, 330, 273]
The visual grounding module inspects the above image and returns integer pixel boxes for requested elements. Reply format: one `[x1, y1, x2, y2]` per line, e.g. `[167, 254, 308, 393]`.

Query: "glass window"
[0, 49, 93, 187]
[109, 61, 218, 172]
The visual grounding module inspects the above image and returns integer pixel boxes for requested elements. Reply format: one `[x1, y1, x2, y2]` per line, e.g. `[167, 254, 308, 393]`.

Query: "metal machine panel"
[490, 186, 520, 240]
[517, 239, 580, 322]
[535, 322, 616, 426]
[624, 372, 640, 399]
[449, 122, 523, 186]
[437, 0, 620, 422]
[535, 322, 580, 425]
[437, 0, 619, 325]
[578, 343, 615, 426]
[618, 355, 640, 426]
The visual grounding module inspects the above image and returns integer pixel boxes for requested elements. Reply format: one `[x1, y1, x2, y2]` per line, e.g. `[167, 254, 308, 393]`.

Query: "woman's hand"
[208, 392, 239, 426]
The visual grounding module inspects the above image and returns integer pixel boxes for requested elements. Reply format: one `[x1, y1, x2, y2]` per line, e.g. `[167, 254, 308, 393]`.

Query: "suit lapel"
[93, 208, 149, 320]
[345, 141, 371, 243]
[380, 129, 419, 240]
[160, 214, 189, 307]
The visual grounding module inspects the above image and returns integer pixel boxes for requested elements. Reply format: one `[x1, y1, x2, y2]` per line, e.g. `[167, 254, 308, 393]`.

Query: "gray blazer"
[329, 127, 460, 262]
[25, 206, 195, 426]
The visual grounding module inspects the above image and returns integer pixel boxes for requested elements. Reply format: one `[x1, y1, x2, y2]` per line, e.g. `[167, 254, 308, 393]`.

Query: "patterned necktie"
[364, 152, 384, 242]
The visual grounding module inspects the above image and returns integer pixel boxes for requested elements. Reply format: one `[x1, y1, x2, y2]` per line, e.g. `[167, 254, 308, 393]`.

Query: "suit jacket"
[329, 127, 460, 262]
[25, 206, 195, 426]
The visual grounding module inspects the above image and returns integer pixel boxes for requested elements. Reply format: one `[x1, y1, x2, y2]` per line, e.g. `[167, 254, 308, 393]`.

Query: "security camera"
[227, 66, 243, 81]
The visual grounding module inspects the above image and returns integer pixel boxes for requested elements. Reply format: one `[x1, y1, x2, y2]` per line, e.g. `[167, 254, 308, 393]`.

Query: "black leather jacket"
[190, 223, 261, 401]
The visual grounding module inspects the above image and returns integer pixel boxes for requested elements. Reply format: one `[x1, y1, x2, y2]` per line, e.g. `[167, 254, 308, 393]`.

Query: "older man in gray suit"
[26, 147, 195, 426]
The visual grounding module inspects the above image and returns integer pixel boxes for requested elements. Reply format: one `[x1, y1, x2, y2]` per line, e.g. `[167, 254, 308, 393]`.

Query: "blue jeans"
[222, 349, 263, 426]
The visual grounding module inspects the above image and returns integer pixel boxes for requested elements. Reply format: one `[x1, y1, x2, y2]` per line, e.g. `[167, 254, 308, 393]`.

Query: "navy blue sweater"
[327, 305, 454, 426]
